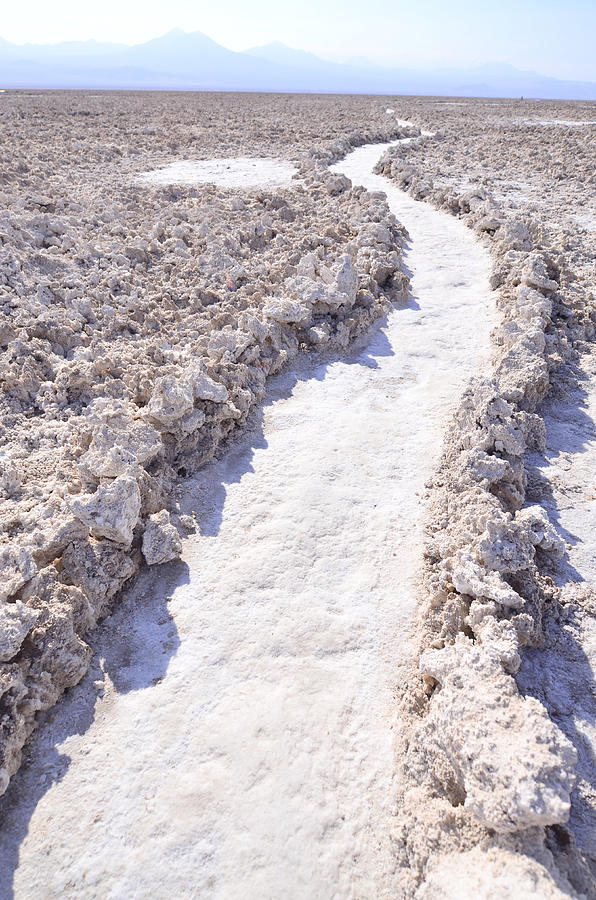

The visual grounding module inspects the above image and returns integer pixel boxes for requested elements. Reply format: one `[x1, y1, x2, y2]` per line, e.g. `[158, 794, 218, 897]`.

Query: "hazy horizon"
[2, 0, 596, 83]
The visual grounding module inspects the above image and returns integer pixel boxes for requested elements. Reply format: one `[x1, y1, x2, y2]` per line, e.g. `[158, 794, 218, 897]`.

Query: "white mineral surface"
[532, 120, 596, 126]
[0, 141, 495, 898]
[137, 157, 298, 188]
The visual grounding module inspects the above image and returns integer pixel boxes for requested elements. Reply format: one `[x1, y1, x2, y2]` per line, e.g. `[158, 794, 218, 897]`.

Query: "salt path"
[0, 141, 495, 899]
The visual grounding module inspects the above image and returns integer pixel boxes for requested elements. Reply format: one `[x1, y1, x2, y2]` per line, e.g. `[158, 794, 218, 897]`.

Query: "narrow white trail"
[0, 143, 494, 899]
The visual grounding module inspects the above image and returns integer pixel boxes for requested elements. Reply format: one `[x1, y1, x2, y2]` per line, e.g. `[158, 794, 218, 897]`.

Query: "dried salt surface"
[532, 120, 596, 126]
[0, 142, 494, 899]
[137, 157, 298, 189]
[520, 351, 596, 865]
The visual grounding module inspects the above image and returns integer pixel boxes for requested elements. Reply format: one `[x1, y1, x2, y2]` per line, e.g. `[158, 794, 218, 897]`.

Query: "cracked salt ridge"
[0, 142, 495, 899]
[520, 352, 596, 867]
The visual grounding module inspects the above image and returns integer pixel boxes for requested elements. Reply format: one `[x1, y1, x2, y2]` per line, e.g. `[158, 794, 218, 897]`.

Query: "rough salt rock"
[334, 254, 359, 299]
[178, 408, 206, 435]
[448, 551, 525, 608]
[80, 422, 163, 480]
[356, 222, 393, 247]
[238, 312, 268, 343]
[324, 173, 351, 195]
[306, 323, 331, 344]
[24, 510, 89, 567]
[521, 256, 559, 293]
[369, 250, 400, 286]
[142, 510, 183, 566]
[189, 370, 228, 403]
[145, 375, 194, 428]
[84, 398, 139, 429]
[517, 505, 565, 555]
[206, 329, 253, 364]
[61, 539, 137, 618]
[475, 615, 521, 674]
[296, 252, 318, 279]
[286, 277, 328, 305]
[475, 214, 503, 233]
[0, 600, 40, 661]
[70, 476, 141, 546]
[263, 297, 311, 324]
[0, 456, 20, 499]
[419, 636, 577, 833]
[417, 845, 575, 899]
[0, 545, 36, 602]
[497, 220, 532, 251]
[513, 285, 552, 324]
[79, 445, 138, 480]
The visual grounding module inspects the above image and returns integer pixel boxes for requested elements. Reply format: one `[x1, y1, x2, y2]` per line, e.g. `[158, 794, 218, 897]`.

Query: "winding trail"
[0, 142, 495, 899]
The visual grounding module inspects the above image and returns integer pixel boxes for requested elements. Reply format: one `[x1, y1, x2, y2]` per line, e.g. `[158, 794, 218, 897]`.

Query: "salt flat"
[1, 93, 595, 897]
[0, 140, 494, 899]
[138, 157, 297, 188]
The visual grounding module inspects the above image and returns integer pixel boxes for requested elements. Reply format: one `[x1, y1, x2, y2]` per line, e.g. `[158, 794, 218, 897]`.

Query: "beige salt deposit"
[0, 138, 496, 899]
[1, 93, 596, 897]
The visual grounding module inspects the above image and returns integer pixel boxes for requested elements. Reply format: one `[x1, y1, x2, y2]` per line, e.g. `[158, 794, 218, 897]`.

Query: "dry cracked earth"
[0, 90, 595, 897]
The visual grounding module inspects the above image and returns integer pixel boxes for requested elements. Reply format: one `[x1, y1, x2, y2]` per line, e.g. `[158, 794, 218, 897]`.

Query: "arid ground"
[0, 91, 595, 898]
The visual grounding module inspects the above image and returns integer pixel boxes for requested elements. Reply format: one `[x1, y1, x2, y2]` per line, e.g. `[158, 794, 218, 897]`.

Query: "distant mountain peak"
[0, 29, 593, 99]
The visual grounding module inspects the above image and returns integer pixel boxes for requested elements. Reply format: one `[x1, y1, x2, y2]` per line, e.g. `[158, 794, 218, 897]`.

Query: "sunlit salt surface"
[532, 120, 596, 127]
[137, 157, 298, 189]
[393, 117, 435, 137]
[1, 139, 495, 900]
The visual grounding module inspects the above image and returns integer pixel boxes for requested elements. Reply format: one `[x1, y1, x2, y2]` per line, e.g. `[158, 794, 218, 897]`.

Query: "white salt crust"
[137, 157, 298, 189]
[0, 141, 495, 898]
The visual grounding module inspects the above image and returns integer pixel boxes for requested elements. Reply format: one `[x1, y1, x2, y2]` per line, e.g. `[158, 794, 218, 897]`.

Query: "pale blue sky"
[2, 0, 595, 81]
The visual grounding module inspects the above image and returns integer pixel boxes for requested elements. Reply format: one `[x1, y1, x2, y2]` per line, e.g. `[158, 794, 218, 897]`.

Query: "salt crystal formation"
[375, 100, 596, 895]
[0, 92, 411, 798]
[1, 92, 595, 895]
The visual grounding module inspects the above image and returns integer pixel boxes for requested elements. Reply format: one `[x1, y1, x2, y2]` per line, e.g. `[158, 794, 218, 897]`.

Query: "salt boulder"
[449, 551, 525, 608]
[521, 256, 558, 293]
[0, 545, 36, 602]
[263, 298, 311, 324]
[79, 445, 137, 480]
[238, 312, 268, 343]
[178, 408, 206, 435]
[0, 601, 39, 661]
[145, 375, 194, 428]
[189, 370, 228, 403]
[356, 222, 393, 248]
[80, 422, 163, 480]
[206, 329, 253, 365]
[61, 539, 137, 618]
[71, 475, 141, 546]
[334, 254, 359, 299]
[419, 636, 577, 833]
[142, 510, 183, 566]
[296, 253, 318, 279]
[0, 457, 20, 499]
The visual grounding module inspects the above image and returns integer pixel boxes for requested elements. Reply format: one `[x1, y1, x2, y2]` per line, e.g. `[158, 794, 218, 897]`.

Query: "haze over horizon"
[2, 0, 595, 83]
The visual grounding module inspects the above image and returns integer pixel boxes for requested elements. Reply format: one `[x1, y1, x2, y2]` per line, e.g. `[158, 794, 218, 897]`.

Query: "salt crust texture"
[373, 101, 596, 896]
[0, 93, 412, 798]
[0, 93, 595, 897]
[137, 157, 298, 189]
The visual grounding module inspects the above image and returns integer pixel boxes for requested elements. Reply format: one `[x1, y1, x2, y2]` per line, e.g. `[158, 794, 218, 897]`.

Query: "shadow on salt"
[137, 157, 298, 189]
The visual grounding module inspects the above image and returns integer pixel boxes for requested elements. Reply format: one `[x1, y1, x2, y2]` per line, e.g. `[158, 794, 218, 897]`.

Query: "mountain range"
[1, 29, 595, 100]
